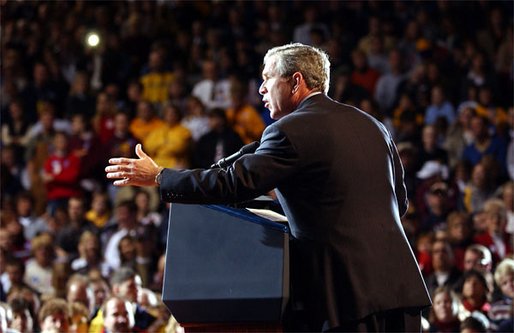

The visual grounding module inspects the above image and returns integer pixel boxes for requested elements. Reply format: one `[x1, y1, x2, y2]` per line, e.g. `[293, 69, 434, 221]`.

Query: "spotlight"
[85, 31, 101, 48]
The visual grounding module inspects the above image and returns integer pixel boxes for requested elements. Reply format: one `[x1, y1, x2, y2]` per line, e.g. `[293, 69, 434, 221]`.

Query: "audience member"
[101, 296, 135, 333]
[193, 107, 244, 169]
[143, 102, 192, 169]
[425, 239, 462, 296]
[38, 298, 70, 333]
[24, 234, 55, 299]
[109, 267, 155, 331]
[225, 78, 266, 144]
[488, 258, 514, 332]
[41, 132, 82, 215]
[473, 199, 512, 265]
[0, 2, 512, 331]
[428, 286, 461, 333]
[129, 100, 165, 143]
[8, 297, 34, 333]
[192, 59, 232, 110]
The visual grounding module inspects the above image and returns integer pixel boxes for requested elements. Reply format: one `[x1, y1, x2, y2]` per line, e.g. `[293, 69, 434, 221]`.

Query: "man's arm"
[106, 125, 300, 205]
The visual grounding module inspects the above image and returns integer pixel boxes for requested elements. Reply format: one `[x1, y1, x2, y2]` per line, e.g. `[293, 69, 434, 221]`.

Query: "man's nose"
[258, 82, 266, 95]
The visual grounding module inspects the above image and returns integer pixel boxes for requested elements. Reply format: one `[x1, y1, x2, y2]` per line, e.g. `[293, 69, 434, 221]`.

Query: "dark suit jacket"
[159, 94, 431, 328]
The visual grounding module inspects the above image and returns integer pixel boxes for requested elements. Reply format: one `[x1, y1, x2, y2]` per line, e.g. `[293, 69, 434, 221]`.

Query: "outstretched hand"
[105, 144, 163, 187]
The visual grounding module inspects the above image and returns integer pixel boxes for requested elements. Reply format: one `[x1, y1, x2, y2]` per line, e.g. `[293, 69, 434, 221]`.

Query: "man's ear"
[292, 72, 303, 92]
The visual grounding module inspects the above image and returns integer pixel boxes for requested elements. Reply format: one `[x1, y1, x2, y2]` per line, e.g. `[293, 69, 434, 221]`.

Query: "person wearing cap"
[420, 181, 451, 232]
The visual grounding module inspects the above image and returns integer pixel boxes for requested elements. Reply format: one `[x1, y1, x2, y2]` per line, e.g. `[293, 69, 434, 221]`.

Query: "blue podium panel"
[162, 204, 289, 323]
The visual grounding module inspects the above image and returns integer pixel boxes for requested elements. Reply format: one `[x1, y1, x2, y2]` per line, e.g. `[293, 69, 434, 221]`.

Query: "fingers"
[135, 144, 148, 159]
[108, 157, 133, 165]
[113, 178, 131, 186]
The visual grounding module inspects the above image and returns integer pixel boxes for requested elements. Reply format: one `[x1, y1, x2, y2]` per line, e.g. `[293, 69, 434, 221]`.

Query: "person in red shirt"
[473, 198, 513, 265]
[42, 131, 82, 215]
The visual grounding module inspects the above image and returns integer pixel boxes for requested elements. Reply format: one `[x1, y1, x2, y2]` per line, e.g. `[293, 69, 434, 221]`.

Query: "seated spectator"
[68, 113, 105, 192]
[110, 268, 155, 331]
[420, 181, 452, 232]
[462, 161, 498, 214]
[38, 298, 70, 333]
[143, 102, 192, 169]
[102, 201, 139, 272]
[8, 297, 34, 333]
[192, 59, 232, 110]
[424, 85, 456, 126]
[428, 286, 461, 332]
[1, 99, 31, 156]
[89, 276, 110, 319]
[418, 125, 448, 168]
[24, 234, 55, 299]
[92, 92, 117, 145]
[134, 190, 161, 227]
[425, 239, 462, 296]
[14, 192, 48, 241]
[55, 197, 98, 260]
[499, 181, 514, 238]
[488, 258, 514, 332]
[460, 315, 488, 333]
[181, 96, 210, 142]
[65, 274, 93, 316]
[102, 296, 135, 333]
[475, 85, 509, 138]
[446, 212, 473, 271]
[350, 48, 380, 96]
[65, 72, 95, 122]
[462, 114, 507, 173]
[71, 231, 109, 278]
[140, 48, 174, 106]
[225, 78, 265, 144]
[68, 301, 89, 333]
[193, 107, 244, 169]
[473, 199, 512, 265]
[129, 100, 164, 143]
[89, 267, 155, 333]
[462, 245, 494, 289]
[330, 66, 369, 106]
[374, 49, 406, 115]
[105, 112, 139, 204]
[42, 131, 82, 215]
[85, 191, 112, 229]
[458, 270, 491, 321]
[443, 103, 476, 169]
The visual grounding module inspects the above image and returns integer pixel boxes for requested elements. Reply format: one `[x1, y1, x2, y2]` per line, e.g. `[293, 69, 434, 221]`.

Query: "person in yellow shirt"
[143, 103, 192, 168]
[129, 101, 165, 143]
[225, 78, 265, 144]
[140, 49, 175, 104]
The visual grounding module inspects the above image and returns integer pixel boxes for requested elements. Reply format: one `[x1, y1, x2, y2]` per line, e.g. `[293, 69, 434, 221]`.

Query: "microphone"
[210, 141, 260, 169]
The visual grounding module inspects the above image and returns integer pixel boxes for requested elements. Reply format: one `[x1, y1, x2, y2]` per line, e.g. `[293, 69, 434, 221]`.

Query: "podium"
[162, 204, 290, 331]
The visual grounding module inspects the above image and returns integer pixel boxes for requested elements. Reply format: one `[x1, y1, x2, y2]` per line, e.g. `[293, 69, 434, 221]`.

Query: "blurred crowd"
[0, 1, 513, 332]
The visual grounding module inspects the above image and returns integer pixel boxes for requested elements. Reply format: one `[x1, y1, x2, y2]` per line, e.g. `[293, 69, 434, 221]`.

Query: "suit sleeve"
[159, 124, 299, 204]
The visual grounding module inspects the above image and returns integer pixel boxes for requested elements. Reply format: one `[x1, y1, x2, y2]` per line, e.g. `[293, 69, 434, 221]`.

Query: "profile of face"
[433, 291, 457, 323]
[40, 311, 69, 333]
[103, 298, 135, 333]
[259, 56, 296, 120]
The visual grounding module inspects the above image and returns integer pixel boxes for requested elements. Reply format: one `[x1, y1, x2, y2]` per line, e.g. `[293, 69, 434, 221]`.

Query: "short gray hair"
[264, 43, 330, 94]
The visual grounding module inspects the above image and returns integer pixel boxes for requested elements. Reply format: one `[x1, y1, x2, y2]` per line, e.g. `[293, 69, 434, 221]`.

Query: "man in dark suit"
[106, 43, 431, 332]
